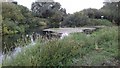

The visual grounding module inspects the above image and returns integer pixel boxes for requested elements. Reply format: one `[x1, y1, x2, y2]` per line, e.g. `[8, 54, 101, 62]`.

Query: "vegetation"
[2, 2, 48, 35]
[81, 2, 119, 25]
[31, 2, 67, 28]
[100, 2, 119, 25]
[1, 1, 119, 67]
[62, 12, 113, 27]
[62, 12, 90, 27]
[3, 26, 119, 66]
[88, 19, 113, 26]
[2, 2, 119, 35]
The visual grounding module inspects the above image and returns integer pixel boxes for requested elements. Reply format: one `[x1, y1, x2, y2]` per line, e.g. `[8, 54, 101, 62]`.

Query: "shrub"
[62, 12, 89, 27]
[88, 19, 113, 26]
[3, 38, 82, 66]
[3, 26, 119, 66]
[75, 26, 119, 65]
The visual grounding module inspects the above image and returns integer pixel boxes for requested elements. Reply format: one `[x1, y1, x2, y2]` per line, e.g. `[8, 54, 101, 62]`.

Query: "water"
[0, 27, 97, 64]
[0, 34, 28, 64]
[0, 34, 36, 64]
[2, 34, 31, 53]
[12, 35, 36, 56]
[60, 33, 69, 39]
[12, 47, 22, 56]
[0, 32, 69, 64]
[0, 53, 3, 63]
[0, 32, 68, 63]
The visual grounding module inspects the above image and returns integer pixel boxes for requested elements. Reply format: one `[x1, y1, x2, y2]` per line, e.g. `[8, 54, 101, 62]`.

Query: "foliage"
[3, 19, 19, 35]
[2, 1, 119, 66]
[0, 15, 2, 21]
[3, 26, 119, 66]
[62, 11, 113, 27]
[81, 8, 103, 19]
[2, 2, 118, 31]
[62, 12, 89, 27]
[87, 19, 113, 26]
[2, 2, 47, 35]
[2, 3, 25, 22]
[31, 2, 67, 28]
[31, 2, 66, 18]
[100, 2, 119, 24]
[71, 26, 118, 65]
[81, 2, 119, 25]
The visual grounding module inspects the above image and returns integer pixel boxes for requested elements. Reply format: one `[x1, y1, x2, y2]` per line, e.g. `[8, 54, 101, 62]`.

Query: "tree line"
[2, 1, 119, 35]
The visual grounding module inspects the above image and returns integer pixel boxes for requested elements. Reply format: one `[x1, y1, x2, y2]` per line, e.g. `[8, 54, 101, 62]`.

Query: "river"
[0, 27, 101, 64]
[0, 32, 69, 64]
[0, 33, 38, 64]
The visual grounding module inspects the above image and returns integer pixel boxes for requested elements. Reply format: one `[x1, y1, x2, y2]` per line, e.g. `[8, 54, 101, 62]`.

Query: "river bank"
[1, 26, 99, 64]
[2, 26, 119, 66]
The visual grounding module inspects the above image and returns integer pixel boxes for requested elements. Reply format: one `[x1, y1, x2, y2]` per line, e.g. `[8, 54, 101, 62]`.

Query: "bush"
[62, 12, 89, 27]
[88, 19, 113, 26]
[62, 11, 113, 27]
[3, 38, 82, 66]
[3, 26, 119, 66]
[76, 26, 119, 65]
[2, 19, 26, 35]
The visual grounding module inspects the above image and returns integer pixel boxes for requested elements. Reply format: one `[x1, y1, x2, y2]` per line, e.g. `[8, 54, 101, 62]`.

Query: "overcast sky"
[14, 0, 104, 14]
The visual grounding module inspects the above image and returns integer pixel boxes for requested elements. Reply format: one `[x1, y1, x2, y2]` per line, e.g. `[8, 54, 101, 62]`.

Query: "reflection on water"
[0, 29, 71, 64]
[2, 34, 31, 54]
[0, 34, 36, 64]
[2, 31, 67, 54]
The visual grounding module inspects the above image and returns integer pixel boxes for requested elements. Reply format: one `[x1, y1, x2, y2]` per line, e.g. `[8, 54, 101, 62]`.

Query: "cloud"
[105, 0, 120, 2]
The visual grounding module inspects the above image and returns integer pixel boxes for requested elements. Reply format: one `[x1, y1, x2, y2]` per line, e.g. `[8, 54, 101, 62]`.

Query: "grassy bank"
[2, 26, 119, 66]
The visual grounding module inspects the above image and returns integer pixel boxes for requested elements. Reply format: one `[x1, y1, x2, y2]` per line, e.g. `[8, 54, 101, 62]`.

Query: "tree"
[2, 2, 25, 22]
[81, 8, 104, 19]
[31, 2, 67, 28]
[62, 12, 89, 27]
[100, 2, 119, 25]
[2, 2, 48, 35]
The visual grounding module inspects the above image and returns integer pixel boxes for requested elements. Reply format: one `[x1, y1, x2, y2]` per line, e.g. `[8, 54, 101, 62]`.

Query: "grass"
[0, 63, 1, 68]
[2, 26, 119, 66]
[74, 26, 119, 66]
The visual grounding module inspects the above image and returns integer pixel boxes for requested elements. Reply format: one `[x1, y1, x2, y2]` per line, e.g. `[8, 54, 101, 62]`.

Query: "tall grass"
[75, 26, 119, 66]
[2, 26, 119, 66]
